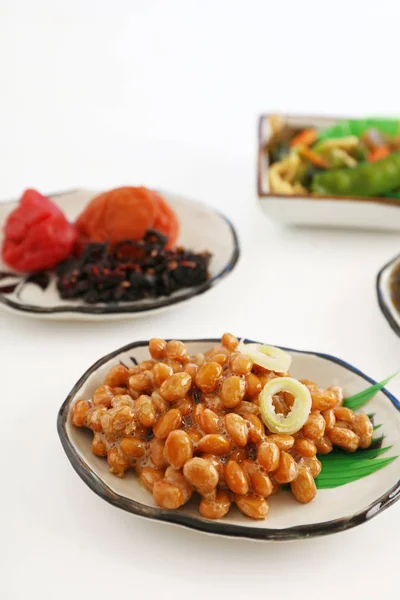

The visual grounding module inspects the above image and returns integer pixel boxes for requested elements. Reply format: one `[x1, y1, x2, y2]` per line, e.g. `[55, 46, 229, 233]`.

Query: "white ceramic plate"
[57, 338, 400, 541]
[0, 190, 239, 320]
[377, 253, 400, 335]
[257, 114, 400, 231]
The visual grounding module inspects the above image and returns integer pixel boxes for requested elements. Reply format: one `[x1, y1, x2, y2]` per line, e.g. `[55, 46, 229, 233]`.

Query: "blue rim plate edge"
[0, 190, 240, 315]
[57, 338, 400, 541]
[376, 253, 400, 337]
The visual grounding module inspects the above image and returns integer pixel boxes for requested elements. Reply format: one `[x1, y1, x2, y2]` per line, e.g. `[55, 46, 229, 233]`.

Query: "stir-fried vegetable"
[267, 116, 400, 198]
[317, 118, 400, 141]
[311, 152, 400, 197]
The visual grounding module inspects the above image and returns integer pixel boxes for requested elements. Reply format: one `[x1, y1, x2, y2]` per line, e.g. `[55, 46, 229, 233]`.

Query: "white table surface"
[2, 1, 400, 598]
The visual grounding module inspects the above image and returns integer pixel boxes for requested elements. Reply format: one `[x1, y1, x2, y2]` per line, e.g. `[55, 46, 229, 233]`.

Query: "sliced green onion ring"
[239, 342, 292, 373]
[259, 377, 312, 435]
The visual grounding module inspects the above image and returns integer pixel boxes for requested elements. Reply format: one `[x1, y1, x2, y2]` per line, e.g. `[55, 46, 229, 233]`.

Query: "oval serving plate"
[0, 190, 239, 320]
[57, 338, 400, 541]
[377, 254, 400, 336]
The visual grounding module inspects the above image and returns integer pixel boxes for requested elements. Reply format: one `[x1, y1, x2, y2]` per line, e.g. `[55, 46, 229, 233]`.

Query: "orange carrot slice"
[290, 129, 318, 148]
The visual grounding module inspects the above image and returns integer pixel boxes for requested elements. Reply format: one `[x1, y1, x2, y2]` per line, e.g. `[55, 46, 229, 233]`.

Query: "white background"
[1, 1, 400, 598]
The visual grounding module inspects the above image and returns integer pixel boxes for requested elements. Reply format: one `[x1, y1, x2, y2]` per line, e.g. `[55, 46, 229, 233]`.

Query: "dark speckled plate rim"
[0, 190, 240, 315]
[376, 253, 400, 337]
[57, 338, 400, 541]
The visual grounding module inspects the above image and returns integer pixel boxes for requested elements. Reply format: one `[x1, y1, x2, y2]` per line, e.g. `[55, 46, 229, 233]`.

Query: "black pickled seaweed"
[56, 229, 212, 304]
[0, 270, 51, 297]
[24, 272, 51, 291]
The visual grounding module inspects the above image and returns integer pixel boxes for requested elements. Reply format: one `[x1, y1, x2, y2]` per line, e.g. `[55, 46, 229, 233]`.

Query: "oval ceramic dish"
[258, 114, 400, 231]
[377, 253, 400, 336]
[57, 338, 400, 541]
[0, 190, 239, 320]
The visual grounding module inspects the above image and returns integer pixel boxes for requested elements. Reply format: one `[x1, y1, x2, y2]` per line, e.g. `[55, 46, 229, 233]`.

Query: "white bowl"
[0, 189, 239, 320]
[257, 114, 400, 231]
[57, 338, 400, 541]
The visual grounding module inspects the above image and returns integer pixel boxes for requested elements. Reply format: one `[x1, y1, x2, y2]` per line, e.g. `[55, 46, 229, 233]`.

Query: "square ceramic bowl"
[58, 338, 400, 541]
[257, 114, 400, 231]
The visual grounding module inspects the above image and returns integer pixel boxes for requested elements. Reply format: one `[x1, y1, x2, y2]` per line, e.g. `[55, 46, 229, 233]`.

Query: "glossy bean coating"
[197, 434, 231, 455]
[334, 407, 354, 423]
[224, 460, 249, 495]
[220, 376, 246, 408]
[112, 387, 127, 396]
[203, 394, 224, 413]
[176, 396, 193, 417]
[257, 440, 280, 472]
[135, 395, 156, 427]
[150, 438, 168, 469]
[234, 401, 260, 416]
[244, 414, 265, 443]
[186, 427, 203, 443]
[183, 363, 199, 379]
[120, 436, 146, 458]
[322, 409, 336, 431]
[195, 362, 223, 393]
[229, 448, 248, 463]
[149, 338, 167, 359]
[221, 333, 239, 351]
[101, 406, 135, 434]
[242, 460, 274, 497]
[235, 494, 269, 520]
[111, 394, 134, 408]
[273, 452, 298, 484]
[352, 414, 373, 449]
[105, 365, 129, 388]
[160, 373, 192, 402]
[165, 430, 193, 469]
[212, 353, 228, 366]
[293, 438, 317, 458]
[107, 447, 130, 477]
[199, 408, 220, 434]
[93, 385, 114, 408]
[303, 412, 326, 441]
[166, 340, 189, 363]
[183, 458, 219, 493]
[229, 353, 253, 376]
[151, 391, 168, 414]
[92, 434, 107, 456]
[140, 466, 164, 492]
[199, 490, 231, 519]
[164, 466, 193, 503]
[328, 427, 360, 452]
[129, 371, 154, 394]
[153, 363, 173, 387]
[153, 481, 184, 509]
[310, 389, 338, 411]
[153, 409, 182, 439]
[245, 373, 263, 397]
[225, 413, 248, 447]
[267, 434, 295, 452]
[300, 456, 322, 478]
[87, 407, 107, 432]
[291, 467, 317, 503]
[314, 435, 333, 454]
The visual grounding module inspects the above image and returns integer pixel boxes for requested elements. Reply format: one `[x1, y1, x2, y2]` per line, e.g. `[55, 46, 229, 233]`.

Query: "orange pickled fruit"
[75, 187, 179, 248]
